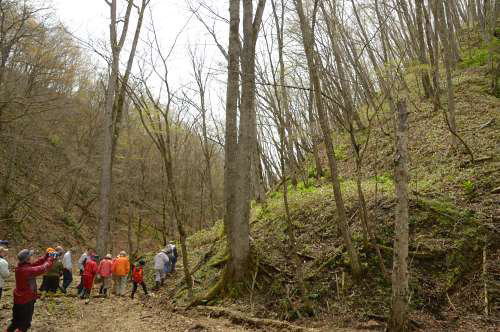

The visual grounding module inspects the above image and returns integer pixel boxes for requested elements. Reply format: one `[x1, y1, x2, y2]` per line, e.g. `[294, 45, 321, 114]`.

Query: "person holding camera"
[6, 249, 54, 332]
[40, 248, 63, 294]
[0, 246, 10, 301]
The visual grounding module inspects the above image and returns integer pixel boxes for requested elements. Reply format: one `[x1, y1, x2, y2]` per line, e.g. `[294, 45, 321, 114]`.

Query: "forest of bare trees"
[0, 0, 498, 331]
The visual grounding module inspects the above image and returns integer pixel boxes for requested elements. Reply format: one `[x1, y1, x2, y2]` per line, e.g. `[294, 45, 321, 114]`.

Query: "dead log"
[197, 306, 317, 331]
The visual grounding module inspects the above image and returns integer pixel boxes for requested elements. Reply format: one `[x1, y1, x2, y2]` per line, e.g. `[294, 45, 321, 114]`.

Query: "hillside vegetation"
[171, 45, 500, 331]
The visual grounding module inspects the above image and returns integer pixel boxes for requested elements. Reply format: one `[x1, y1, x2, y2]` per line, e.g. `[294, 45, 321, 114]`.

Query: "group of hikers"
[0, 243, 177, 332]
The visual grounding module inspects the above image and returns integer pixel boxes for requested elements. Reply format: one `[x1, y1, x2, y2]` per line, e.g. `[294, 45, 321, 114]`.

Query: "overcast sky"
[50, 0, 229, 95]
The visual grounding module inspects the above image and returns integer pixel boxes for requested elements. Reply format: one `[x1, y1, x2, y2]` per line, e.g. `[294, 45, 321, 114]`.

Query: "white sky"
[50, 0, 229, 96]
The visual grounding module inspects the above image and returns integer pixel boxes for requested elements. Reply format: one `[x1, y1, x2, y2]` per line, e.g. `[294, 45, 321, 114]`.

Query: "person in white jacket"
[0, 246, 10, 301]
[153, 250, 169, 290]
[60, 246, 73, 293]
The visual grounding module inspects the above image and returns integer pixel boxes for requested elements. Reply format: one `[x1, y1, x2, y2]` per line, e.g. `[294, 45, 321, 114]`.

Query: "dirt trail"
[1, 277, 324, 332]
[1, 284, 255, 331]
[0, 276, 367, 332]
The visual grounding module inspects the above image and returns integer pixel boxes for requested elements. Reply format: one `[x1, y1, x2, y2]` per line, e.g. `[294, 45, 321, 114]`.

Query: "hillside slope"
[173, 53, 500, 331]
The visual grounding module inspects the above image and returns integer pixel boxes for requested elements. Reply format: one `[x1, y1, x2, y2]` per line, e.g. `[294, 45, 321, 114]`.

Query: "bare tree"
[294, 0, 361, 277]
[96, 0, 135, 256]
[389, 100, 410, 332]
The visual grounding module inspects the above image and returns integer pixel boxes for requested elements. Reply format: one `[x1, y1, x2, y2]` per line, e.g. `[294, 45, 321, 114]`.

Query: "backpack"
[132, 265, 143, 282]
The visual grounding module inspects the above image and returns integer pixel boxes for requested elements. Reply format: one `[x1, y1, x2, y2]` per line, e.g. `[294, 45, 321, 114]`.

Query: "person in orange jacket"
[130, 260, 148, 299]
[111, 251, 130, 296]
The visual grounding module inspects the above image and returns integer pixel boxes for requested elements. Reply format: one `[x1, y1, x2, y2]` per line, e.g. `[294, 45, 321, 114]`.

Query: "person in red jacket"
[130, 260, 148, 299]
[6, 249, 54, 332]
[80, 255, 98, 299]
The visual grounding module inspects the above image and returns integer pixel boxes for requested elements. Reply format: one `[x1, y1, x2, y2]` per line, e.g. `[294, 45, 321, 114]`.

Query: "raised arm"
[31, 255, 49, 267]
[26, 258, 54, 278]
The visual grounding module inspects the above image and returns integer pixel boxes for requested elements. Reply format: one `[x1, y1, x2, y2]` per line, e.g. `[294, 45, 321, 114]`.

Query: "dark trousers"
[62, 268, 73, 291]
[0, 287, 3, 300]
[7, 300, 35, 332]
[131, 282, 148, 298]
[44, 276, 60, 293]
[39, 276, 47, 291]
[172, 256, 177, 271]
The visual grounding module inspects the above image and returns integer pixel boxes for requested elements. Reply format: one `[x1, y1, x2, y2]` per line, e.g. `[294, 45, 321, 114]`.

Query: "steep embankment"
[173, 51, 499, 331]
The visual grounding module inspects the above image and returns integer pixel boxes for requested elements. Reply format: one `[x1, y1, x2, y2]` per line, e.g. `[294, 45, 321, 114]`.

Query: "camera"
[49, 252, 61, 258]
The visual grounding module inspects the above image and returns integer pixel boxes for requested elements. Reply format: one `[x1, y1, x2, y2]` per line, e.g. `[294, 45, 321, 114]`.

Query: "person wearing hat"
[42, 248, 63, 294]
[0, 246, 10, 301]
[111, 251, 130, 296]
[80, 255, 99, 299]
[38, 248, 55, 294]
[6, 249, 54, 332]
[61, 246, 74, 293]
[153, 249, 169, 291]
[97, 254, 113, 297]
[130, 260, 148, 299]
[76, 248, 93, 295]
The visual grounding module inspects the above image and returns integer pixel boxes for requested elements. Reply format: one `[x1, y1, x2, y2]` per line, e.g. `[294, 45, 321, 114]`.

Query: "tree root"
[186, 267, 227, 309]
[197, 306, 315, 331]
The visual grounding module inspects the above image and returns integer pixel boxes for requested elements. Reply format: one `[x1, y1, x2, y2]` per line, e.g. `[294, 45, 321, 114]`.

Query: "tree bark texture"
[389, 100, 410, 332]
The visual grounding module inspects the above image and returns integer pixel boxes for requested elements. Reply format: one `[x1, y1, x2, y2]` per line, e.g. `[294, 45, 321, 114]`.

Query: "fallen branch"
[460, 156, 493, 168]
[197, 306, 316, 331]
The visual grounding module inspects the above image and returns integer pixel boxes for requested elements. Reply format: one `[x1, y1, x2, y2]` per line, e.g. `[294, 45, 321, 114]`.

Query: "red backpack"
[132, 265, 143, 283]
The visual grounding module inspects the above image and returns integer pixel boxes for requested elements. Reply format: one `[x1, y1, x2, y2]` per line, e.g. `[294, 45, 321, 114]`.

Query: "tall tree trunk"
[477, 0, 486, 31]
[308, 90, 324, 180]
[223, 0, 242, 281]
[224, 0, 266, 282]
[469, 0, 478, 26]
[415, 0, 434, 98]
[388, 99, 410, 332]
[227, 0, 266, 282]
[295, 0, 361, 277]
[423, 0, 441, 111]
[434, 0, 459, 150]
[96, 0, 121, 257]
[445, 0, 462, 67]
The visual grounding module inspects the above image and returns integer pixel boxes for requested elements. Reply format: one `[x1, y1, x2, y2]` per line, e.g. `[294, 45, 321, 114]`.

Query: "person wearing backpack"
[131, 260, 148, 299]
[153, 249, 169, 291]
